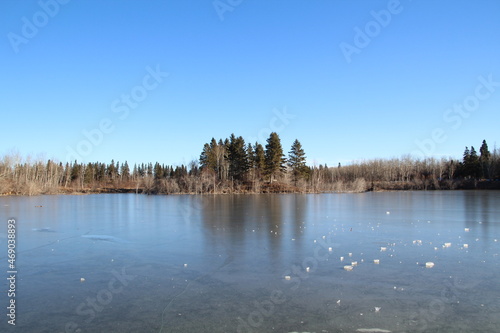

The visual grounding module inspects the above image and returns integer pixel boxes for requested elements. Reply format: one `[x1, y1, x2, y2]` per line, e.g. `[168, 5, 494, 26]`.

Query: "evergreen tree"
[138, 164, 145, 177]
[115, 160, 120, 178]
[174, 165, 188, 178]
[463, 146, 470, 162]
[200, 138, 219, 172]
[97, 163, 106, 181]
[154, 162, 163, 180]
[288, 139, 308, 184]
[70, 160, 80, 182]
[264, 132, 286, 182]
[480, 140, 491, 161]
[254, 142, 265, 175]
[121, 161, 130, 180]
[132, 164, 138, 179]
[84, 162, 94, 184]
[460, 147, 470, 178]
[246, 143, 255, 170]
[228, 134, 249, 181]
[462, 146, 481, 178]
[199, 143, 212, 170]
[217, 138, 229, 181]
[469, 146, 481, 178]
[163, 165, 171, 178]
[147, 163, 153, 176]
[107, 159, 117, 179]
[479, 140, 491, 179]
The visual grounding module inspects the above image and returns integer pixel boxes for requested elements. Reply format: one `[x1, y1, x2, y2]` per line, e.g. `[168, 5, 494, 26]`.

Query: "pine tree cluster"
[199, 132, 309, 184]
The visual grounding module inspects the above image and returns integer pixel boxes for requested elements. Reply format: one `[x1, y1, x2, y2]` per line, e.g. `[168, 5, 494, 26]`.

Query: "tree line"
[199, 133, 308, 188]
[0, 135, 499, 196]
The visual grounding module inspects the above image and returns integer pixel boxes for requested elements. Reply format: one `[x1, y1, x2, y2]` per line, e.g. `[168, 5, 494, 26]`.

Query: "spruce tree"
[132, 164, 138, 179]
[264, 132, 286, 182]
[254, 142, 265, 178]
[469, 146, 480, 178]
[154, 162, 163, 180]
[97, 163, 106, 180]
[461, 147, 470, 178]
[480, 140, 491, 179]
[228, 134, 249, 181]
[200, 143, 213, 170]
[200, 138, 220, 173]
[480, 140, 491, 160]
[84, 162, 94, 184]
[462, 146, 481, 179]
[107, 159, 116, 179]
[288, 139, 307, 184]
[247, 143, 255, 170]
[70, 161, 80, 182]
[121, 161, 130, 180]
[115, 160, 120, 178]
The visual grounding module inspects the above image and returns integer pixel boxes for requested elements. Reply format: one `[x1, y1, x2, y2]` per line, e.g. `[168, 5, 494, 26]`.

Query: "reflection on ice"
[0, 191, 499, 332]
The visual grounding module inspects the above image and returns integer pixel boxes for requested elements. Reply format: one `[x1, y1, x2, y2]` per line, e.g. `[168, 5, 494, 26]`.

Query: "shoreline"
[1, 179, 499, 197]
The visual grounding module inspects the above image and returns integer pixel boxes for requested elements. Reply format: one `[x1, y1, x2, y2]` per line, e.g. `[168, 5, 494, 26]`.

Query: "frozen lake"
[1, 191, 499, 332]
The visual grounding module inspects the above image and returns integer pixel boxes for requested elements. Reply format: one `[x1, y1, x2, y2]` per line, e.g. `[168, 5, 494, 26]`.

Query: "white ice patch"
[32, 227, 56, 232]
[81, 235, 131, 243]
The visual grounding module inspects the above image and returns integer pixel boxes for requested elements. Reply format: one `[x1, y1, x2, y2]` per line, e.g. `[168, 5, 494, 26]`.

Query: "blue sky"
[1, 0, 499, 167]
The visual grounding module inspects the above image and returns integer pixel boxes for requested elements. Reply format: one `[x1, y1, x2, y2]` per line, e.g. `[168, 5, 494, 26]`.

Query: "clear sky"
[1, 0, 499, 167]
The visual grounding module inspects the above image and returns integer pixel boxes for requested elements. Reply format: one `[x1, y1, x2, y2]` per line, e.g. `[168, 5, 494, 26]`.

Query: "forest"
[1, 133, 499, 195]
